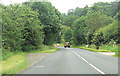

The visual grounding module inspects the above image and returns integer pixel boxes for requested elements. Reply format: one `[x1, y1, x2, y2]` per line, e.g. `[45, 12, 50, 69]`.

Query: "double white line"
[72, 50, 105, 74]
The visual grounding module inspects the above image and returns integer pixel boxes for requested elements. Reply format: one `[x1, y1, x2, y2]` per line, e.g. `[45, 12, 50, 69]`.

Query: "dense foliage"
[28, 2, 62, 45]
[62, 1, 119, 49]
[2, 2, 62, 52]
[1, 1, 119, 53]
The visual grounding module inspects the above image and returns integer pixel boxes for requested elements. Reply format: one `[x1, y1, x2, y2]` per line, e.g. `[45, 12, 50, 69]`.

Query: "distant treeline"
[61, 1, 120, 49]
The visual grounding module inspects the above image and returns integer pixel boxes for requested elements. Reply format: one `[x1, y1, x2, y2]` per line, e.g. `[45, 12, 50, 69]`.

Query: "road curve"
[20, 47, 118, 74]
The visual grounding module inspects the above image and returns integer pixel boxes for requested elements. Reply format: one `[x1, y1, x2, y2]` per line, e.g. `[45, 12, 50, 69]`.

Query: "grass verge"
[28, 47, 59, 53]
[113, 52, 120, 57]
[100, 45, 119, 52]
[2, 53, 28, 74]
[2, 46, 58, 74]
[71, 46, 111, 52]
[71, 45, 119, 57]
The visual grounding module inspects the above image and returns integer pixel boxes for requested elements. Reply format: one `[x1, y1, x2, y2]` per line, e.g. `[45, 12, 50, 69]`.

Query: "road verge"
[71, 45, 118, 57]
[2, 48, 58, 74]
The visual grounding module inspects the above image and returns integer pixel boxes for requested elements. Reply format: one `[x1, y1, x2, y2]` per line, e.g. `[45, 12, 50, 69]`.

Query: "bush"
[115, 52, 120, 57]
[22, 45, 37, 52]
[100, 45, 119, 52]
[2, 53, 28, 74]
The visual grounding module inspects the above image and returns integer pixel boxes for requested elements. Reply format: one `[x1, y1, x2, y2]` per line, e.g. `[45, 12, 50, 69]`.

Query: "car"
[56, 44, 60, 47]
[64, 42, 70, 48]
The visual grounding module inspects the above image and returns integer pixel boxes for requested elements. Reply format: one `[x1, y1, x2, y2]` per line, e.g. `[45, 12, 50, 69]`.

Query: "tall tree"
[86, 10, 113, 33]
[63, 27, 72, 42]
[29, 2, 62, 45]
[18, 4, 43, 51]
[72, 16, 87, 45]
[2, 4, 22, 51]
[2, 4, 43, 51]
[62, 15, 78, 27]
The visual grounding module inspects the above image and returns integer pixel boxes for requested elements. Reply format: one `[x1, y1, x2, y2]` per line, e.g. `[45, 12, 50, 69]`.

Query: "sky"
[1, 0, 116, 13]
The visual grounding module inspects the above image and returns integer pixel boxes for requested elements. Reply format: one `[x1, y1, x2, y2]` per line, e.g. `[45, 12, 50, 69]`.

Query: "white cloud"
[49, 0, 115, 13]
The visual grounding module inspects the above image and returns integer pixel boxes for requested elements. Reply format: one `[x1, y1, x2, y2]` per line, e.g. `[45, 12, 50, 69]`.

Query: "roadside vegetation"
[2, 53, 28, 74]
[1, 1, 61, 74]
[1, 0, 120, 74]
[61, 2, 119, 56]
[2, 45, 58, 74]
[71, 44, 118, 52]
[71, 44, 119, 57]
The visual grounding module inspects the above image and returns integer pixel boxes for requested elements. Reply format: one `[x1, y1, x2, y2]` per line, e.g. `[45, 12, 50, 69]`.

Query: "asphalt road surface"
[20, 47, 118, 74]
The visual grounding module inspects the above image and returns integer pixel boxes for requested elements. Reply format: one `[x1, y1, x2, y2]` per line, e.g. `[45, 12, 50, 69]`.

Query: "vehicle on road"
[56, 44, 60, 47]
[64, 42, 70, 48]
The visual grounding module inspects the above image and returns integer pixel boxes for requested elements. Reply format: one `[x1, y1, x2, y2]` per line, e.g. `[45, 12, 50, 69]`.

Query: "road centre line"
[72, 50, 105, 74]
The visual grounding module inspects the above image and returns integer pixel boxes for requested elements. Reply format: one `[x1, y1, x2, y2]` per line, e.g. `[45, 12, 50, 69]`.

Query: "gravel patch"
[26, 53, 52, 66]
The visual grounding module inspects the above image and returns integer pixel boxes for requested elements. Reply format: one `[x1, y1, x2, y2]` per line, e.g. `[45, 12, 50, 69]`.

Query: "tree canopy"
[62, 1, 119, 49]
[1, 1, 119, 51]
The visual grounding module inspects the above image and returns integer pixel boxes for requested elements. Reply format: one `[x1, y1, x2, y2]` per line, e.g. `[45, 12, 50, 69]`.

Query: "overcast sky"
[1, 0, 116, 13]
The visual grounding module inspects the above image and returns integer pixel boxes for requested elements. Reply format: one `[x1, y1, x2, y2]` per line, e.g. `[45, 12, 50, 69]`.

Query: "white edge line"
[72, 50, 105, 74]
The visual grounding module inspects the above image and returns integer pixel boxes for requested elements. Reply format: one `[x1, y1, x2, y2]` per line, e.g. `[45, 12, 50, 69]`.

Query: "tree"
[2, 4, 22, 51]
[73, 6, 88, 17]
[2, 4, 43, 51]
[98, 20, 119, 44]
[63, 27, 72, 42]
[67, 9, 74, 15]
[93, 31, 104, 49]
[29, 2, 62, 45]
[18, 5, 43, 51]
[62, 15, 78, 27]
[86, 10, 113, 33]
[72, 16, 87, 45]
[91, 2, 118, 18]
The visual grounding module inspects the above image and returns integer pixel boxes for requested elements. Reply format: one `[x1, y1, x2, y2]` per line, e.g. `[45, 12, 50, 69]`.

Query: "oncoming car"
[64, 42, 70, 48]
[56, 44, 60, 47]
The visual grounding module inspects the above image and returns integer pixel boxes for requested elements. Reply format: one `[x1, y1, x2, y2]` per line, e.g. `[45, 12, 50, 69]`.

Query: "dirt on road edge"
[26, 53, 52, 66]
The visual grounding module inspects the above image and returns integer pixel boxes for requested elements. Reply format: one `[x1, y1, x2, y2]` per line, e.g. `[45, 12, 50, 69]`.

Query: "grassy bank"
[28, 47, 59, 53]
[71, 45, 111, 52]
[71, 44, 119, 57]
[2, 46, 58, 74]
[100, 45, 119, 52]
[2, 53, 28, 74]
[71, 44, 119, 52]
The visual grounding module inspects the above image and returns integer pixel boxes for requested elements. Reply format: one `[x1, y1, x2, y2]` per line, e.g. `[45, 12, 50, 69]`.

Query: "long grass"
[71, 44, 119, 52]
[2, 49, 23, 61]
[2, 53, 28, 74]
[71, 44, 120, 57]
[100, 45, 119, 52]
[28, 46, 58, 53]
[71, 45, 111, 52]
[2, 45, 58, 74]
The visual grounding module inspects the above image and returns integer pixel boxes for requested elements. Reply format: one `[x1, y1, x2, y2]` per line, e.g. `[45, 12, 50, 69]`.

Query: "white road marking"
[65, 48, 71, 49]
[33, 66, 44, 68]
[72, 50, 105, 74]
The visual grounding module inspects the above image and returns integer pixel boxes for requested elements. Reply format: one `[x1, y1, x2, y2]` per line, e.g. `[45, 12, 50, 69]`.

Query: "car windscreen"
[65, 43, 70, 44]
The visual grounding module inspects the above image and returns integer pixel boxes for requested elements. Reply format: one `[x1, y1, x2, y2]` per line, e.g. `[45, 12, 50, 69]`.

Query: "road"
[20, 47, 118, 74]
